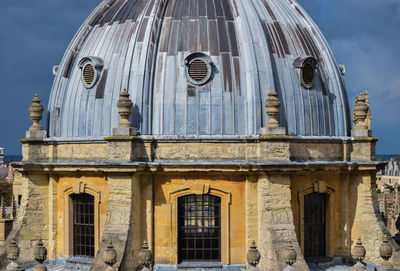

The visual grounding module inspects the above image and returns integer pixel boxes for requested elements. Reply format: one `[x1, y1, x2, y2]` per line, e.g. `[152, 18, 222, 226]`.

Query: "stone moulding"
[168, 184, 232, 265]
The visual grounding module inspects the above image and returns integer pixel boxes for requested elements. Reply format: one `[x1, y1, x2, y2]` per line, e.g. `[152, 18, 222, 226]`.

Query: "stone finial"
[379, 234, 393, 269]
[33, 240, 47, 271]
[29, 94, 44, 131]
[138, 241, 153, 271]
[353, 93, 369, 131]
[264, 90, 281, 128]
[117, 89, 133, 128]
[247, 240, 261, 270]
[364, 90, 372, 130]
[283, 244, 297, 267]
[351, 237, 366, 270]
[103, 241, 117, 271]
[10, 195, 16, 220]
[6, 239, 21, 270]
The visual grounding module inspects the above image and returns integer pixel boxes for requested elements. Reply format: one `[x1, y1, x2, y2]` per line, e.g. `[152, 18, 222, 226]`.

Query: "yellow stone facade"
[2, 132, 396, 271]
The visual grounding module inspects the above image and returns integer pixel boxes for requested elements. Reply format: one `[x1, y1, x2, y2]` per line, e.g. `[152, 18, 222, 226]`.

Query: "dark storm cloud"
[299, 0, 400, 153]
[0, 1, 99, 154]
[0, 1, 399, 154]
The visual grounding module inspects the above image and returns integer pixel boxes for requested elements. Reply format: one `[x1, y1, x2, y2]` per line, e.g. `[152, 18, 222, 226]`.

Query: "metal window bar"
[178, 194, 221, 262]
[72, 193, 95, 257]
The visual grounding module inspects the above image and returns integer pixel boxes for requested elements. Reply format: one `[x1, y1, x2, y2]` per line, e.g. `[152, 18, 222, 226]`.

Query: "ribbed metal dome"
[47, 0, 351, 138]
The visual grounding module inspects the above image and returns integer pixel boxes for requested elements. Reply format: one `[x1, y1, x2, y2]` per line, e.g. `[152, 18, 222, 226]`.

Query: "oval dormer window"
[184, 53, 213, 86]
[293, 56, 318, 89]
[78, 57, 104, 89]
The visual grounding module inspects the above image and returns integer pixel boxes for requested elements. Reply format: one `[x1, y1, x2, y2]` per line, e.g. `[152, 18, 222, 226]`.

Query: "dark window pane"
[178, 194, 221, 262]
[72, 193, 95, 258]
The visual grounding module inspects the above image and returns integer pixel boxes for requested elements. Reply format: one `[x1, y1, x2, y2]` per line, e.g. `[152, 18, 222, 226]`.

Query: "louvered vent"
[302, 63, 314, 85]
[83, 64, 95, 85]
[188, 60, 208, 82]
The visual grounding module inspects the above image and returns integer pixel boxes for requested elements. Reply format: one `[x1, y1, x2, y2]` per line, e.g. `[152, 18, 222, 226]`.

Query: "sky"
[0, 0, 399, 155]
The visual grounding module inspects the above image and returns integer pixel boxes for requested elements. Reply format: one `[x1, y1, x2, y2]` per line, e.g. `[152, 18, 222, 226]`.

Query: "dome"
[47, 0, 351, 138]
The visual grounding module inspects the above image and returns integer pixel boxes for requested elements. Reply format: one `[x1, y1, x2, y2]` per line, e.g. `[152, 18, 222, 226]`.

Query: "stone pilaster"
[351, 172, 400, 268]
[90, 173, 140, 271]
[48, 174, 58, 259]
[257, 173, 308, 271]
[246, 175, 258, 251]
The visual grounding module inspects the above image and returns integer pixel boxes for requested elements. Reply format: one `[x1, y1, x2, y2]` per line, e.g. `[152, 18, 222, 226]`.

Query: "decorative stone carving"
[352, 237, 366, 270]
[112, 89, 137, 136]
[6, 239, 20, 270]
[364, 90, 372, 130]
[103, 240, 117, 271]
[33, 240, 47, 271]
[379, 235, 393, 269]
[283, 244, 297, 267]
[264, 90, 281, 128]
[353, 93, 369, 131]
[138, 241, 153, 271]
[117, 89, 133, 128]
[261, 90, 286, 135]
[29, 94, 44, 131]
[247, 240, 261, 270]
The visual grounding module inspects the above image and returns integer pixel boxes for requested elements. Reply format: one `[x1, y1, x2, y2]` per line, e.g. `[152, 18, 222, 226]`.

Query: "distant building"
[0, 147, 4, 166]
[0, 167, 7, 182]
[377, 158, 400, 190]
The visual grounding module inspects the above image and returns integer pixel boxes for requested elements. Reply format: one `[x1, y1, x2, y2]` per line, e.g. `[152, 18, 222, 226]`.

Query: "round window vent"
[189, 59, 208, 82]
[185, 53, 213, 86]
[78, 57, 104, 89]
[293, 56, 318, 89]
[302, 63, 314, 86]
[83, 63, 95, 85]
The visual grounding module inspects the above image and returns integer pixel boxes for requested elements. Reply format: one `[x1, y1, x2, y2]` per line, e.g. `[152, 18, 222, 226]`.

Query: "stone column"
[351, 172, 400, 268]
[246, 175, 258, 250]
[48, 174, 58, 259]
[90, 173, 140, 271]
[257, 173, 308, 271]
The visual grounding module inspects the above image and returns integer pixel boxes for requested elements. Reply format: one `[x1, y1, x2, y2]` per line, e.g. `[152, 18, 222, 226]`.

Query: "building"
[3, 0, 396, 270]
[0, 148, 4, 167]
[377, 158, 400, 190]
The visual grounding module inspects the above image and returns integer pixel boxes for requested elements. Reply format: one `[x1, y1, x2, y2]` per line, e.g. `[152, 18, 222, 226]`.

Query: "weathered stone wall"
[350, 172, 400, 268]
[258, 173, 308, 271]
[290, 143, 343, 161]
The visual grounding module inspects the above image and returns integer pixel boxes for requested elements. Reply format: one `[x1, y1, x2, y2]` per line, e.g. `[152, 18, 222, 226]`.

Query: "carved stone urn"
[351, 237, 366, 270]
[379, 235, 393, 268]
[264, 90, 281, 128]
[283, 244, 297, 266]
[103, 240, 117, 269]
[353, 94, 369, 130]
[29, 94, 44, 131]
[116, 89, 133, 128]
[247, 240, 261, 268]
[33, 240, 47, 271]
[6, 239, 20, 270]
[138, 241, 153, 270]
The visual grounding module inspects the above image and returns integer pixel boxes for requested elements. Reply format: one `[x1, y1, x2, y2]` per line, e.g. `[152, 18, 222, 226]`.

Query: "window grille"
[72, 193, 95, 257]
[178, 194, 221, 262]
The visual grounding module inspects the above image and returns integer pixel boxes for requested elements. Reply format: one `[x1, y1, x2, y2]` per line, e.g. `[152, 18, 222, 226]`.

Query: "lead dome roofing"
[47, 0, 351, 138]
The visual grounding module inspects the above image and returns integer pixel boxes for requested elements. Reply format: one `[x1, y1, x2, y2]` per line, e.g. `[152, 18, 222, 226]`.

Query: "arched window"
[178, 194, 221, 262]
[71, 193, 95, 257]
